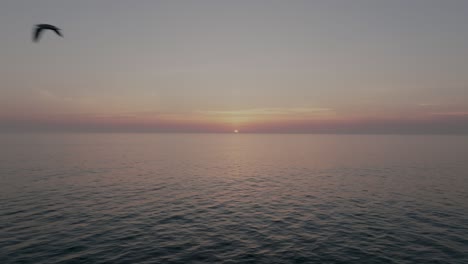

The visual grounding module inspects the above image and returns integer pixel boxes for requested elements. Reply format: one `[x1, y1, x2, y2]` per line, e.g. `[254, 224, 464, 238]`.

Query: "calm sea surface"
[1, 134, 467, 263]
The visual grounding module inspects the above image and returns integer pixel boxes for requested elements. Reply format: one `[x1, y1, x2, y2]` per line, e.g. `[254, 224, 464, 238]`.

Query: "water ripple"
[1, 134, 468, 263]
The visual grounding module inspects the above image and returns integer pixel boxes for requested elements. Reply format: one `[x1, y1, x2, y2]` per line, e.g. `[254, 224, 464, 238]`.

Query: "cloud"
[37, 89, 73, 102]
[418, 103, 441, 107]
[198, 107, 333, 117]
[431, 112, 468, 116]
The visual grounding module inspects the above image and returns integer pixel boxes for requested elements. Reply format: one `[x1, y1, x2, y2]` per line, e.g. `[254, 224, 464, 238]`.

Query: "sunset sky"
[1, 0, 468, 133]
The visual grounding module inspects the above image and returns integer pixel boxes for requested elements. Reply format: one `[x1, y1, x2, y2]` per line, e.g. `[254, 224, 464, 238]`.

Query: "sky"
[1, 0, 468, 133]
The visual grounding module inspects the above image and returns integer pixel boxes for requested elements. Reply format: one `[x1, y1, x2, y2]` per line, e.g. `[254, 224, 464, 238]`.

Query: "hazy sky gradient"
[1, 0, 468, 133]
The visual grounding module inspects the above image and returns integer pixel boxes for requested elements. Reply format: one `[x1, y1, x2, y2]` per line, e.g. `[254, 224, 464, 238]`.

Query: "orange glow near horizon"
[2, 106, 467, 134]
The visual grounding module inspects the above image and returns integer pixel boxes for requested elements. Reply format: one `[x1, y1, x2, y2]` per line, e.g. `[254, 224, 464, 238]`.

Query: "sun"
[234, 130, 239, 133]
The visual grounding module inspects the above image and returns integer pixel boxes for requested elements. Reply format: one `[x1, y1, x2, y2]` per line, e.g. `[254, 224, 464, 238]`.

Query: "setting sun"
[234, 130, 239, 133]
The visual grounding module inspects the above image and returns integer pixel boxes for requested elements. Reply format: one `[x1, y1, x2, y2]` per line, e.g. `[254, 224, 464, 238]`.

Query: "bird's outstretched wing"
[33, 27, 43, 42]
[53, 29, 63, 38]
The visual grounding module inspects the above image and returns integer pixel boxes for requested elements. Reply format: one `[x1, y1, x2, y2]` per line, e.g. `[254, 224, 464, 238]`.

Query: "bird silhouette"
[33, 24, 63, 42]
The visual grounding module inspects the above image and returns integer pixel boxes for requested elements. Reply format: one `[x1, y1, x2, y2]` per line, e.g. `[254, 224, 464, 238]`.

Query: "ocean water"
[0, 134, 467, 264]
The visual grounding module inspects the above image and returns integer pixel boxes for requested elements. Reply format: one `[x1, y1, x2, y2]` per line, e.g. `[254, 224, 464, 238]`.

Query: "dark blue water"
[1, 134, 467, 263]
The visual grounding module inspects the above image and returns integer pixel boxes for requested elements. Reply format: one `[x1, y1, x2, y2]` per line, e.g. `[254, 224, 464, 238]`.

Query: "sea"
[0, 134, 467, 263]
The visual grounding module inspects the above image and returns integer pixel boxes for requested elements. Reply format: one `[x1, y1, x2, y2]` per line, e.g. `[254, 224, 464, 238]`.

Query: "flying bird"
[33, 24, 63, 42]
